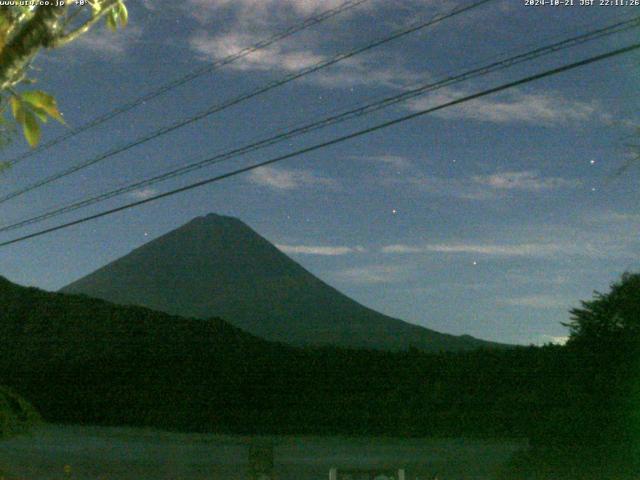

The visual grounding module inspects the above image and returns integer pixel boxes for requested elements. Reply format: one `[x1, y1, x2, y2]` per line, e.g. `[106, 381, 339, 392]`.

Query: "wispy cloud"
[62, 24, 142, 58]
[190, 30, 421, 88]
[423, 242, 566, 256]
[185, 0, 427, 90]
[190, 31, 324, 73]
[381, 214, 640, 261]
[381, 174, 496, 200]
[407, 88, 606, 126]
[248, 166, 335, 191]
[128, 187, 158, 200]
[333, 264, 408, 284]
[141, 0, 162, 11]
[381, 244, 425, 254]
[584, 211, 640, 225]
[549, 213, 640, 260]
[366, 150, 580, 200]
[185, 0, 361, 22]
[505, 271, 571, 287]
[276, 244, 365, 255]
[473, 171, 581, 192]
[362, 154, 414, 170]
[381, 242, 571, 257]
[310, 57, 423, 89]
[380, 170, 579, 200]
[499, 294, 571, 309]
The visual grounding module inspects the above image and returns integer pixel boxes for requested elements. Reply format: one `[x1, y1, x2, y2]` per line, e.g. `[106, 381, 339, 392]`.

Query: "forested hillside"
[2, 275, 549, 435]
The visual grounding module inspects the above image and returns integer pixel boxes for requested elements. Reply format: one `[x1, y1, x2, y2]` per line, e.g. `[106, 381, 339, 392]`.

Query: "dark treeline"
[0, 274, 638, 477]
[0, 275, 548, 436]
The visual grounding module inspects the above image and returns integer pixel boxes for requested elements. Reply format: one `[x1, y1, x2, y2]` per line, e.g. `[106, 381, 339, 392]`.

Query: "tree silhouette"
[500, 273, 640, 479]
[562, 272, 640, 447]
[564, 272, 640, 349]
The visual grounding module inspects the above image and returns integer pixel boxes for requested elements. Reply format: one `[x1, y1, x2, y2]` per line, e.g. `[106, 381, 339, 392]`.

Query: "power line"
[1, 41, 638, 248]
[2, 16, 638, 235]
[0, 0, 495, 206]
[2, 0, 371, 168]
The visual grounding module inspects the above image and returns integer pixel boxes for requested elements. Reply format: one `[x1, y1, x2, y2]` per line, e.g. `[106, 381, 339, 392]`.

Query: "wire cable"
[1, 15, 637, 234]
[1, 41, 637, 248]
[0, 0, 495, 206]
[2, 0, 372, 168]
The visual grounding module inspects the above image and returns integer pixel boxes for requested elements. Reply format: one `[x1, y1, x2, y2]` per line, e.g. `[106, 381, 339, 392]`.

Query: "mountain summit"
[62, 214, 499, 351]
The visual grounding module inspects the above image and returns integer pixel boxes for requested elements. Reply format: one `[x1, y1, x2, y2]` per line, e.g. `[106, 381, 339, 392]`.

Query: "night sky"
[0, 0, 638, 345]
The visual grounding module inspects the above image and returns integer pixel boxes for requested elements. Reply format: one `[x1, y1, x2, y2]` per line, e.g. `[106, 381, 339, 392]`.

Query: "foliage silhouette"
[500, 272, 640, 479]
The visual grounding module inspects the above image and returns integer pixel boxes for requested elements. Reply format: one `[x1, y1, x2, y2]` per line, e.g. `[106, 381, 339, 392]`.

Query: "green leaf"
[10, 96, 24, 124]
[22, 110, 41, 147]
[29, 106, 48, 123]
[106, 8, 118, 32]
[21, 90, 64, 123]
[118, 1, 128, 28]
[21, 90, 47, 107]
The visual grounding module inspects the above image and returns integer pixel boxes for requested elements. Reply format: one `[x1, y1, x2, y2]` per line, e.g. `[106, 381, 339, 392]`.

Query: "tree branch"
[0, 6, 66, 90]
[53, 0, 120, 48]
[3, 7, 37, 43]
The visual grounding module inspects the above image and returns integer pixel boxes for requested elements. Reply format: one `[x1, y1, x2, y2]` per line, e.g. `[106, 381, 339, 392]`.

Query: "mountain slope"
[62, 213, 500, 352]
